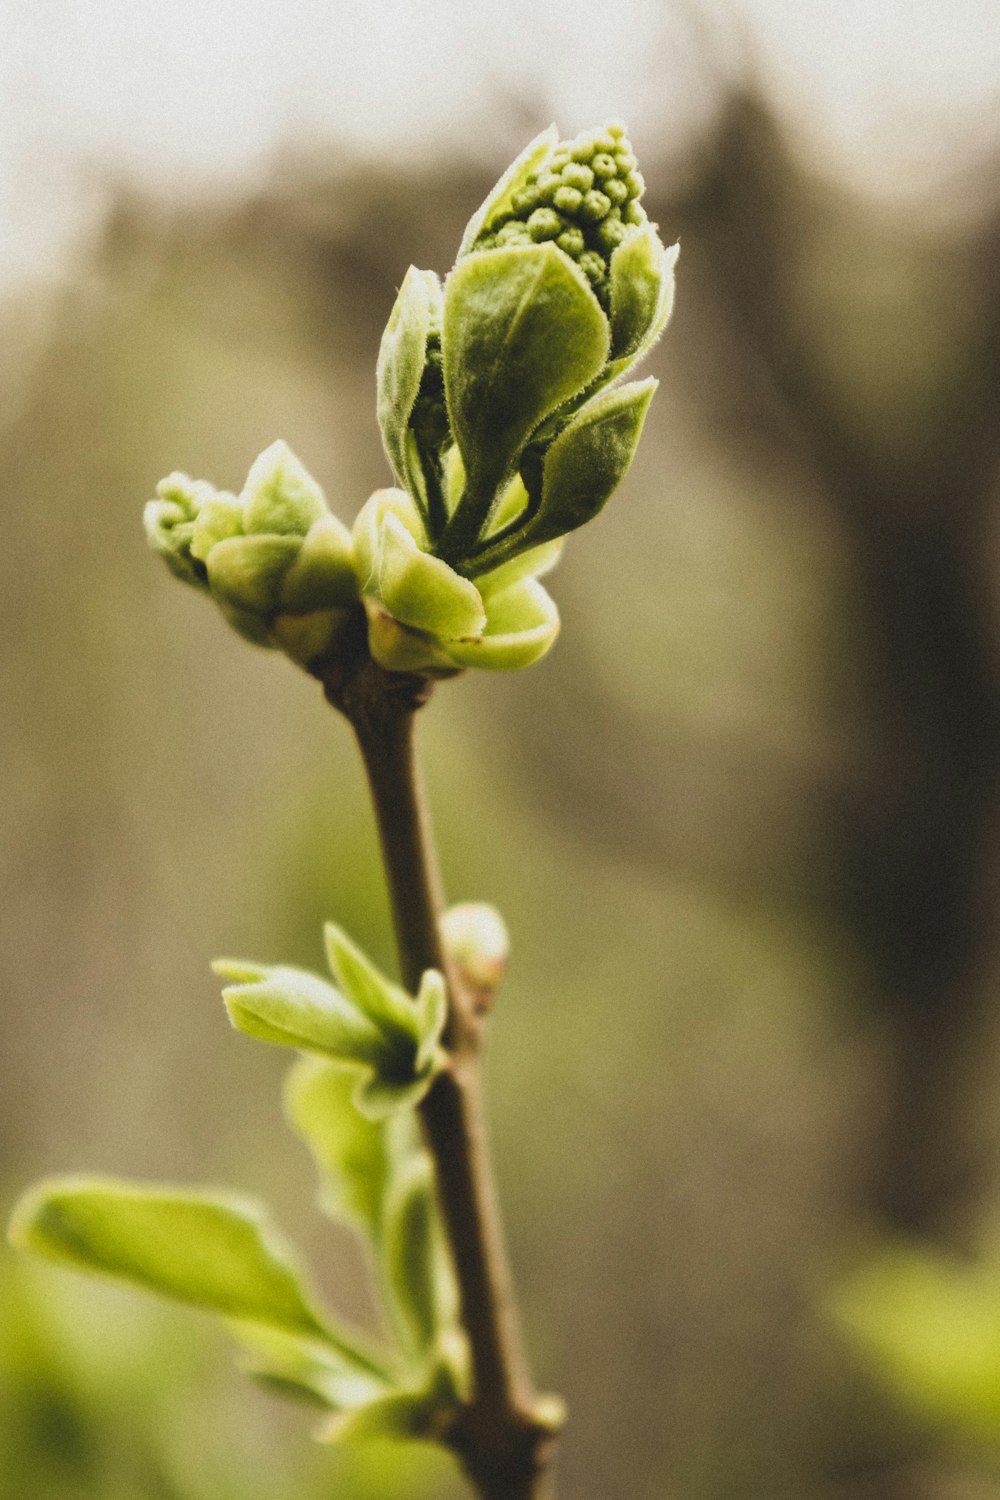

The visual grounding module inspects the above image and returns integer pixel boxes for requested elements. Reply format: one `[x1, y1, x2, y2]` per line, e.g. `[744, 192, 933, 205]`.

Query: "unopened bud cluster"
[474, 122, 645, 309]
[145, 123, 676, 679]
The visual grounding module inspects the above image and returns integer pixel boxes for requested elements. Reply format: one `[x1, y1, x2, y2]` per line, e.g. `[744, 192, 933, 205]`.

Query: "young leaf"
[456, 125, 558, 258]
[206, 534, 301, 615]
[235, 1324, 392, 1411]
[241, 440, 328, 537]
[413, 969, 448, 1076]
[352, 1067, 445, 1123]
[383, 1156, 459, 1363]
[444, 578, 559, 672]
[278, 514, 358, 613]
[608, 228, 677, 362]
[319, 1348, 465, 1445]
[216, 961, 387, 1068]
[441, 243, 609, 548]
[376, 267, 444, 501]
[518, 378, 656, 549]
[8, 1177, 328, 1339]
[284, 1056, 419, 1238]
[375, 513, 486, 639]
[322, 923, 423, 1044]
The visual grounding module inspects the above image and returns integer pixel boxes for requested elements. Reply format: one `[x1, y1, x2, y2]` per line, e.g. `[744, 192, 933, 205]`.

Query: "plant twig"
[324, 650, 559, 1500]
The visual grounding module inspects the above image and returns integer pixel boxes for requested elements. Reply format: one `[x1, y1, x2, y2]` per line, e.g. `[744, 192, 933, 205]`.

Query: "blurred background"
[4, 1, 1000, 1497]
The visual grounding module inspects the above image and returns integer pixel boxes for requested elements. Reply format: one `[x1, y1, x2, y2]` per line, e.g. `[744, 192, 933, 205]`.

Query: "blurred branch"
[673, 92, 1000, 1239]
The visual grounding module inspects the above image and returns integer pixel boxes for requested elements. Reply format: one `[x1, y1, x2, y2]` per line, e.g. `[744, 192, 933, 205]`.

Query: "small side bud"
[146, 443, 360, 670]
[143, 473, 215, 587]
[441, 903, 510, 1009]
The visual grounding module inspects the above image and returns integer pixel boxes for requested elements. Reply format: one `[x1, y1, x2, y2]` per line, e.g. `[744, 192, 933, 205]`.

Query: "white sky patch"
[0, 0, 999, 292]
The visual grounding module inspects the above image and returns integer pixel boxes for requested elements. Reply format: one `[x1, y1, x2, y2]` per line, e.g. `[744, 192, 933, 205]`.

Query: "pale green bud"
[441, 903, 509, 997]
[143, 473, 218, 587]
[146, 442, 358, 667]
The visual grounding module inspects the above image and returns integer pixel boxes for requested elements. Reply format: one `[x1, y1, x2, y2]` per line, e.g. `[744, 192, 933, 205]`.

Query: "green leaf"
[413, 970, 447, 1075]
[353, 1069, 443, 1121]
[284, 1056, 418, 1238]
[189, 491, 245, 564]
[278, 514, 357, 612]
[608, 228, 676, 362]
[376, 267, 443, 501]
[440, 244, 609, 551]
[323, 924, 423, 1046]
[321, 1389, 443, 1444]
[352, 488, 426, 592]
[830, 1244, 1000, 1442]
[364, 603, 457, 677]
[144, 474, 216, 588]
[519, 378, 656, 549]
[8, 1177, 327, 1339]
[444, 578, 559, 672]
[241, 440, 328, 536]
[383, 1157, 459, 1363]
[319, 1350, 465, 1445]
[271, 606, 353, 666]
[375, 513, 485, 639]
[216, 961, 387, 1068]
[206, 533, 301, 615]
[215, 599, 278, 647]
[457, 126, 558, 258]
[235, 1324, 392, 1410]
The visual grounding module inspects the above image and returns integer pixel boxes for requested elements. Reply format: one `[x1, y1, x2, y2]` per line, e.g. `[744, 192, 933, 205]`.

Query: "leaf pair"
[217, 921, 447, 1118]
[8, 1178, 392, 1414]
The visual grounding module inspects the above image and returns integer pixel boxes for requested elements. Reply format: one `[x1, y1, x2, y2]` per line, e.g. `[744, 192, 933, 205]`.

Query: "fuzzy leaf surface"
[442, 244, 609, 540]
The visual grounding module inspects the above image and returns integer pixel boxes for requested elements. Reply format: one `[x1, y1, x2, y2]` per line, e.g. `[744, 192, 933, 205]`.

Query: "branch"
[325, 650, 559, 1500]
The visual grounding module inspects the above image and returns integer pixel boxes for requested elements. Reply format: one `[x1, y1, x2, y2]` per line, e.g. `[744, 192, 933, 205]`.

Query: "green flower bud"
[357, 121, 674, 674]
[146, 441, 358, 665]
[149, 124, 673, 684]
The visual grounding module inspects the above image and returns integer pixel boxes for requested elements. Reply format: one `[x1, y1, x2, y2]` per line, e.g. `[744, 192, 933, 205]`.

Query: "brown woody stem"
[320, 646, 559, 1500]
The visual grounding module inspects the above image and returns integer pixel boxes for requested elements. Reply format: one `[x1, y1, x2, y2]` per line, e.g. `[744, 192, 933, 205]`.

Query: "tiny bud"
[561, 162, 594, 193]
[578, 249, 605, 285]
[556, 226, 585, 257]
[441, 903, 510, 1002]
[511, 186, 540, 214]
[553, 185, 583, 216]
[596, 215, 626, 254]
[527, 207, 563, 242]
[579, 189, 611, 223]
